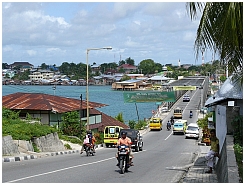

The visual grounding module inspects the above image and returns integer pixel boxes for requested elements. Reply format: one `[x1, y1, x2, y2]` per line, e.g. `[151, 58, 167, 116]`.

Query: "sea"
[2, 85, 157, 124]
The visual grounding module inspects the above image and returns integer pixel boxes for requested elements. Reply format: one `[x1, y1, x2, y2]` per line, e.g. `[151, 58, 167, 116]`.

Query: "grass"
[234, 143, 243, 182]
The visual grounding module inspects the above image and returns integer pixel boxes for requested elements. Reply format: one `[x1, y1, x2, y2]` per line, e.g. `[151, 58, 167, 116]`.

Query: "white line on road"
[5, 157, 115, 183]
[164, 131, 173, 140]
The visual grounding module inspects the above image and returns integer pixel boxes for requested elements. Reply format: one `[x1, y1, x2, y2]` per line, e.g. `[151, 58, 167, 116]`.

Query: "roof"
[10, 62, 33, 66]
[119, 64, 137, 69]
[88, 109, 129, 131]
[148, 76, 170, 81]
[205, 76, 243, 107]
[116, 79, 142, 84]
[2, 93, 108, 113]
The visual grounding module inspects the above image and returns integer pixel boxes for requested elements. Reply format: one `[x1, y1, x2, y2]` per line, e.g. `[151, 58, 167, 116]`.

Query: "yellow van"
[173, 107, 183, 119]
[173, 119, 187, 135]
[103, 126, 122, 147]
[149, 117, 162, 131]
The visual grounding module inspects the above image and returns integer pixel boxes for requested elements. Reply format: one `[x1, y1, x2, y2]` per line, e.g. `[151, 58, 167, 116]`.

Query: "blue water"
[2, 85, 157, 123]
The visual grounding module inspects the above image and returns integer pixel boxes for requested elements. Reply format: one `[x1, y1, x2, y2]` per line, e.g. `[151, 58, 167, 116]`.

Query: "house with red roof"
[117, 64, 137, 74]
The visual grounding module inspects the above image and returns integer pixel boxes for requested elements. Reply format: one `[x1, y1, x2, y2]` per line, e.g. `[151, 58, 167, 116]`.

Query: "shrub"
[64, 143, 72, 150]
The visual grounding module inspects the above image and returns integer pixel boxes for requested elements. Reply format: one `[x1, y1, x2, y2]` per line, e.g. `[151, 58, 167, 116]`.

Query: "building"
[9, 61, 34, 71]
[112, 79, 152, 90]
[117, 64, 137, 74]
[2, 92, 128, 132]
[29, 70, 55, 81]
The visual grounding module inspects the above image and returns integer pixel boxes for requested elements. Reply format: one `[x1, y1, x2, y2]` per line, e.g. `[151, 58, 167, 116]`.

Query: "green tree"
[219, 75, 227, 83]
[128, 120, 136, 129]
[61, 111, 86, 139]
[120, 75, 131, 81]
[2, 63, 8, 69]
[138, 59, 155, 75]
[115, 112, 124, 123]
[125, 57, 135, 66]
[40, 63, 48, 69]
[186, 2, 243, 85]
[119, 60, 126, 66]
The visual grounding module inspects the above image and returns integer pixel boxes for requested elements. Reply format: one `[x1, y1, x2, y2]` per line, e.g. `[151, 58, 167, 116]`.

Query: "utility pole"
[80, 94, 82, 139]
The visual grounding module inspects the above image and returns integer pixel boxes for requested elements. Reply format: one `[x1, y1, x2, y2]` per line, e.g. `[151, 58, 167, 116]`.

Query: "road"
[2, 89, 203, 183]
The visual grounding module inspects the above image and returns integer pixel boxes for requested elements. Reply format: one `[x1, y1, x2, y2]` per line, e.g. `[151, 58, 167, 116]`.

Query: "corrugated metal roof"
[2, 92, 108, 113]
[117, 79, 142, 84]
[148, 76, 170, 81]
[205, 76, 243, 107]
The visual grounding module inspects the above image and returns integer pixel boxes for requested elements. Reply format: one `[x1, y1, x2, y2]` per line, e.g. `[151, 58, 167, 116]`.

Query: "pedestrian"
[205, 129, 220, 173]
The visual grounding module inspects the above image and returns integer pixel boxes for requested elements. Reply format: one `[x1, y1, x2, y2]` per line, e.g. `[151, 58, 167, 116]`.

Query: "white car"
[185, 123, 199, 139]
[183, 94, 190, 102]
[160, 106, 168, 113]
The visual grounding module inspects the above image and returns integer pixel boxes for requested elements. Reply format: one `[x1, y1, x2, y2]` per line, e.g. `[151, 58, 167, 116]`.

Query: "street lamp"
[80, 94, 82, 139]
[86, 47, 112, 131]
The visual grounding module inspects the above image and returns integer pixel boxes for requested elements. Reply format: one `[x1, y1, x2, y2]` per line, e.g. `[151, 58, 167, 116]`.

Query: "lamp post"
[86, 47, 112, 131]
[80, 94, 82, 139]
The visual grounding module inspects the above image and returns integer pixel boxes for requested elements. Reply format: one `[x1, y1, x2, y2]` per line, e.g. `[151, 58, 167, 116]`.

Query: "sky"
[2, 2, 214, 68]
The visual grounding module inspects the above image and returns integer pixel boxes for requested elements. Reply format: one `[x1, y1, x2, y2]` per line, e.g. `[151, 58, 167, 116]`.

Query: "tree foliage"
[186, 2, 243, 85]
[115, 112, 124, 123]
[60, 111, 86, 139]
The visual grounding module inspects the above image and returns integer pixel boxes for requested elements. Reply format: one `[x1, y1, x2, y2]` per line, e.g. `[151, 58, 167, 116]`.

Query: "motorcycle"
[84, 143, 95, 156]
[189, 112, 193, 118]
[118, 145, 130, 174]
[170, 118, 174, 125]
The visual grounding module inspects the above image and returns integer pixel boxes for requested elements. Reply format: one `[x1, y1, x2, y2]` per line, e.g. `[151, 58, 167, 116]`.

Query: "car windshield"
[174, 124, 183, 127]
[187, 126, 198, 131]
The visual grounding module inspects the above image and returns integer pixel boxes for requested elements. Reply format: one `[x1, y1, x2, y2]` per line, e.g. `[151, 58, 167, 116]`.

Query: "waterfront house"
[2, 92, 128, 132]
[2, 93, 106, 127]
[112, 79, 152, 90]
[147, 75, 171, 85]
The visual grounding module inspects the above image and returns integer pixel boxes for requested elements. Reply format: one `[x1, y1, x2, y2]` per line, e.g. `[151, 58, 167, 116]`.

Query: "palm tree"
[186, 2, 243, 86]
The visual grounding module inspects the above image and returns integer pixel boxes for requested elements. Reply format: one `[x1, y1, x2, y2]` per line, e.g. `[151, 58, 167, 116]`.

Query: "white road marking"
[164, 131, 173, 140]
[5, 157, 115, 183]
[6, 150, 148, 183]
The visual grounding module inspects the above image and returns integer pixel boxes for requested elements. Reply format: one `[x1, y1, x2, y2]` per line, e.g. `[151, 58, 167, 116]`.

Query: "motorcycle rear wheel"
[119, 158, 125, 174]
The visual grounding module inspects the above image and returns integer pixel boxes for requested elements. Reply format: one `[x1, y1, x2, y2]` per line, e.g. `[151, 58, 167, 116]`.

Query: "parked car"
[119, 129, 143, 152]
[173, 119, 187, 135]
[200, 107, 208, 114]
[160, 106, 168, 113]
[183, 94, 190, 102]
[185, 123, 199, 140]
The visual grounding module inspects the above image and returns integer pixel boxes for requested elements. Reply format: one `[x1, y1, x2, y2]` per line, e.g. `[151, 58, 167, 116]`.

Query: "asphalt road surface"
[2, 89, 203, 183]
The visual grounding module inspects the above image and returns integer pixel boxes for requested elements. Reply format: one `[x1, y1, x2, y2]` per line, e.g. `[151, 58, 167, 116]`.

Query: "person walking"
[205, 129, 220, 173]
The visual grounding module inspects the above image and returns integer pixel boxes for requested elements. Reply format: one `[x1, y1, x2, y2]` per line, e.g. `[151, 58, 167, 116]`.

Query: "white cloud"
[134, 21, 141, 26]
[3, 46, 13, 52]
[26, 50, 37, 56]
[2, 2, 212, 66]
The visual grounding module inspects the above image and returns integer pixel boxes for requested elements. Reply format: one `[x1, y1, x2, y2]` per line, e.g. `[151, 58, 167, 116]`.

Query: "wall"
[2, 135, 20, 156]
[216, 105, 227, 152]
[215, 104, 241, 183]
[216, 135, 240, 183]
[32, 132, 65, 152]
[2, 132, 65, 155]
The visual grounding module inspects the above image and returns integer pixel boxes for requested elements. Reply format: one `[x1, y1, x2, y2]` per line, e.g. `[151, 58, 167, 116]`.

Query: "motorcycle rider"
[167, 120, 171, 130]
[190, 110, 193, 118]
[116, 131, 134, 167]
[80, 130, 96, 154]
[170, 116, 174, 124]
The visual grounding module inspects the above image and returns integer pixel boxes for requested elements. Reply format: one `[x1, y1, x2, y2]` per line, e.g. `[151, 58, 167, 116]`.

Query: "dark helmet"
[121, 131, 127, 136]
